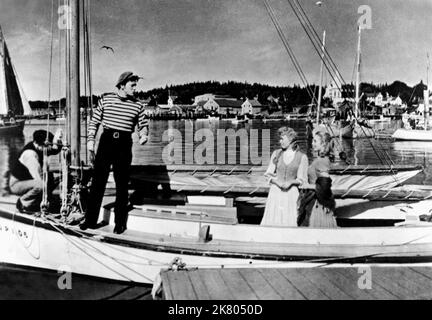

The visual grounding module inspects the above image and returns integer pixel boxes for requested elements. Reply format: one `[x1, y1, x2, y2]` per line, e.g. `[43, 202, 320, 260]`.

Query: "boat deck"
[157, 266, 432, 300]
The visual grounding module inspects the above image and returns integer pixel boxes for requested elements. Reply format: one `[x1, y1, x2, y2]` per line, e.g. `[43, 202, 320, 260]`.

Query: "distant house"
[241, 98, 262, 115]
[193, 94, 237, 105]
[194, 94, 217, 105]
[147, 94, 193, 117]
[194, 100, 208, 113]
[206, 98, 243, 115]
[389, 96, 403, 106]
[323, 80, 344, 105]
[371, 93, 384, 106]
[193, 94, 244, 115]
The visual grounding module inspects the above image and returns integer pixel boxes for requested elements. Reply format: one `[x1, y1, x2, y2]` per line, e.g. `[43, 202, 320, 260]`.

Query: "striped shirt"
[88, 93, 148, 142]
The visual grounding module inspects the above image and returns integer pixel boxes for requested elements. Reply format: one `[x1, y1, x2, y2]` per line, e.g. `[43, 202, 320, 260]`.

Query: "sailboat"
[392, 60, 432, 141]
[352, 27, 375, 139]
[0, 0, 432, 286]
[0, 26, 32, 135]
[303, 27, 419, 186]
[314, 27, 375, 140]
[305, 30, 354, 139]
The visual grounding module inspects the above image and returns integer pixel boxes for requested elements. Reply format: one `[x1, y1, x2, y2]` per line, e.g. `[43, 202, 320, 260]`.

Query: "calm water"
[1, 119, 432, 298]
[1, 119, 431, 185]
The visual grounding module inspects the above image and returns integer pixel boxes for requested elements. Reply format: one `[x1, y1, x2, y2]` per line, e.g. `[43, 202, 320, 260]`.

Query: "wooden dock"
[157, 267, 432, 300]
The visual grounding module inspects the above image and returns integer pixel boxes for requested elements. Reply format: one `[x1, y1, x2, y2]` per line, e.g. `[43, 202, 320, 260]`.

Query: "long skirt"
[309, 200, 338, 228]
[261, 185, 299, 227]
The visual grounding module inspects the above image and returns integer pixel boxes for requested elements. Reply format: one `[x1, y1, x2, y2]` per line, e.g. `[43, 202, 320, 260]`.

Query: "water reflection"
[1, 120, 432, 186]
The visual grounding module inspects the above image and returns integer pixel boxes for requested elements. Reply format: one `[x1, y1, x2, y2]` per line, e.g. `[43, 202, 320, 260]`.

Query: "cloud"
[1, 0, 432, 100]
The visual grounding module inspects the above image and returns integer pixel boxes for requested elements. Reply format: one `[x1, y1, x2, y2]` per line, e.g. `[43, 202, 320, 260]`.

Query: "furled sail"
[0, 26, 31, 116]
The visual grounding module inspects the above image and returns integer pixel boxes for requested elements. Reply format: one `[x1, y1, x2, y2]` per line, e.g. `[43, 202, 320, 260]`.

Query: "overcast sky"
[0, 0, 431, 100]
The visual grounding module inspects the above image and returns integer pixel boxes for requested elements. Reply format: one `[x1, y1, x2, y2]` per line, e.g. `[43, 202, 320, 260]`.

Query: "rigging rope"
[263, 0, 317, 103]
[264, 0, 348, 156]
[288, 0, 345, 93]
[280, 0, 399, 174]
[46, 0, 55, 140]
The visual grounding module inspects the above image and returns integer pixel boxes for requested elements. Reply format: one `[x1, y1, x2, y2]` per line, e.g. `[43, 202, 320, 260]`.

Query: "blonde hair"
[273, 126, 299, 165]
[277, 126, 299, 150]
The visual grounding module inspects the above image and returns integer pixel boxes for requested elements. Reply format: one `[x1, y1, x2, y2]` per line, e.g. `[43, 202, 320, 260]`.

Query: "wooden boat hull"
[1, 197, 432, 284]
[0, 120, 25, 135]
[392, 129, 432, 141]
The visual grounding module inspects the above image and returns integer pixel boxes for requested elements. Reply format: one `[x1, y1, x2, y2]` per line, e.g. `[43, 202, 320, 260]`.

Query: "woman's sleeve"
[265, 151, 277, 177]
[296, 154, 309, 185]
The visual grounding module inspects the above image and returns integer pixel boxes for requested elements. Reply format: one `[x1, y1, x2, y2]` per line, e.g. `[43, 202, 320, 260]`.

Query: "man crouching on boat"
[9, 130, 63, 213]
[80, 71, 149, 235]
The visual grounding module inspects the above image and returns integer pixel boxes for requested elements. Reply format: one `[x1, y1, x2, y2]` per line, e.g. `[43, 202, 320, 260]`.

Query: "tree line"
[29, 80, 427, 110]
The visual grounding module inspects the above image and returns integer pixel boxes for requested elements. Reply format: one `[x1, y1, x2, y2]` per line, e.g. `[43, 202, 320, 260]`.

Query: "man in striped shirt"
[80, 71, 148, 234]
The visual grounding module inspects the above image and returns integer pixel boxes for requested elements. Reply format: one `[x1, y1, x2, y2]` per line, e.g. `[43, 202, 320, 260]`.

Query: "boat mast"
[355, 26, 361, 120]
[425, 53, 430, 131]
[70, 0, 81, 166]
[316, 30, 326, 125]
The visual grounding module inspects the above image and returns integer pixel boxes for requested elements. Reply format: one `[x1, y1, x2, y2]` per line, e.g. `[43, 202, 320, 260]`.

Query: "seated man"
[8, 130, 62, 213]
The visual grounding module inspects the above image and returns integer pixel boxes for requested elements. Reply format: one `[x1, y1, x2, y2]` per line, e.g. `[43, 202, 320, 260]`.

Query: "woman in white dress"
[261, 127, 308, 227]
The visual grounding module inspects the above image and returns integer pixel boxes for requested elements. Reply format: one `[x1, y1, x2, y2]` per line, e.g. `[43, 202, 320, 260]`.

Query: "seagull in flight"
[101, 45, 114, 53]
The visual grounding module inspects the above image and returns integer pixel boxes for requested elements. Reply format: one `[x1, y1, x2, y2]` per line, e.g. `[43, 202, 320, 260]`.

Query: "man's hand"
[139, 135, 148, 145]
[87, 140, 95, 164]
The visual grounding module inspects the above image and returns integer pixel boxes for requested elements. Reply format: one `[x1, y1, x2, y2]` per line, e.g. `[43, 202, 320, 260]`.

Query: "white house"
[374, 93, 383, 106]
[389, 96, 403, 106]
[241, 98, 262, 115]
[323, 80, 344, 105]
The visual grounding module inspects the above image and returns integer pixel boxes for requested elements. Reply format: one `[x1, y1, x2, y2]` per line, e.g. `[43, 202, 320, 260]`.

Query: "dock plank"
[296, 268, 352, 300]
[316, 268, 375, 300]
[219, 269, 258, 300]
[410, 267, 432, 280]
[198, 269, 235, 300]
[278, 269, 330, 300]
[367, 268, 417, 300]
[237, 269, 282, 300]
[160, 272, 174, 300]
[257, 268, 306, 300]
[160, 267, 432, 300]
[372, 267, 432, 299]
[165, 271, 198, 300]
[333, 267, 399, 300]
[186, 270, 212, 300]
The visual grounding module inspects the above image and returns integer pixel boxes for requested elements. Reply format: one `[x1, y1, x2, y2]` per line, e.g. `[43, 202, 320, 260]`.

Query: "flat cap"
[116, 71, 142, 88]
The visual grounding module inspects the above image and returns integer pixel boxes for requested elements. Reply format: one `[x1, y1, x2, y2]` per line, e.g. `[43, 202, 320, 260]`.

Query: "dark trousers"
[85, 129, 132, 227]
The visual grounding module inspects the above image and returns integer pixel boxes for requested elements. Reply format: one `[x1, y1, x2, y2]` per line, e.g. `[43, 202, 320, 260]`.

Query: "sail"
[0, 28, 7, 115]
[13, 64, 32, 116]
[0, 26, 30, 116]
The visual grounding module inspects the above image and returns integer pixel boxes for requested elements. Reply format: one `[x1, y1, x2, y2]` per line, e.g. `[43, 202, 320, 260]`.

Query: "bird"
[316, 1, 323, 6]
[100, 45, 114, 53]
